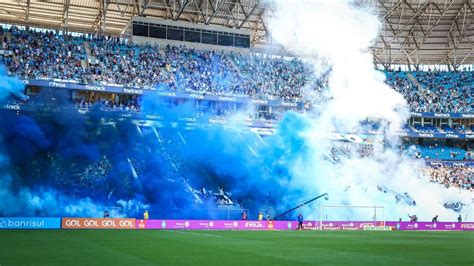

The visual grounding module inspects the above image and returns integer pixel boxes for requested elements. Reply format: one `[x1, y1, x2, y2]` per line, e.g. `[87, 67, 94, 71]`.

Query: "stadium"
[0, 0, 473, 264]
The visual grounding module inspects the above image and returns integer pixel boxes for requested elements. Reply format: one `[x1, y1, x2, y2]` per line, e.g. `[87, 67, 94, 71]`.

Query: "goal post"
[320, 205, 385, 230]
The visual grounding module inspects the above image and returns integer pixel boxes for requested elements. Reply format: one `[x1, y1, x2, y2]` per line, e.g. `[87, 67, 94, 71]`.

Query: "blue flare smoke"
[0, 70, 316, 219]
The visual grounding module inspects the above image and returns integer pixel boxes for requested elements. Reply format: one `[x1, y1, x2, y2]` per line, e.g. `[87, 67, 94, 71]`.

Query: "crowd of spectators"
[1, 25, 472, 114]
[331, 141, 474, 192]
[75, 97, 141, 112]
[420, 165, 473, 191]
[2, 26, 87, 80]
[412, 71, 473, 113]
[230, 54, 309, 100]
[330, 142, 473, 162]
[1, 26, 311, 101]
[89, 41, 313, 101]
[402, 144, 472, 161]
[385, 70, 473, 113]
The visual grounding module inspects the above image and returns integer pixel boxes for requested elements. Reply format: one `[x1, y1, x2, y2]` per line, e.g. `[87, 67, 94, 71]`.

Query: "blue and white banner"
[399, 131, 474, 139]
[0, 217, 61, 229]
[26, 79, 302, 108]
[410, 112, 474, 119]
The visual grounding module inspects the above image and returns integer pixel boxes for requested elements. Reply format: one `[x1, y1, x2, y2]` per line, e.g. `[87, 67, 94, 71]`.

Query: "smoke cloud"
[266, 0, 472, 221]
[0, 0, 471, 223]
[0, 70, 304, 220]
[0, 65, 26, 101]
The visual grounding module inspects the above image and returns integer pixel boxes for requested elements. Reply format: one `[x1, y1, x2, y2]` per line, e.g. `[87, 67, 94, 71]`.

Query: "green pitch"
[0, 230, 472, 265]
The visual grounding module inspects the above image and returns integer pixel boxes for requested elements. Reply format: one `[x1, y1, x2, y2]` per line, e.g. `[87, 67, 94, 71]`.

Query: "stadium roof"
[374, 0, 473, 69]
[0, 0, 472, 68]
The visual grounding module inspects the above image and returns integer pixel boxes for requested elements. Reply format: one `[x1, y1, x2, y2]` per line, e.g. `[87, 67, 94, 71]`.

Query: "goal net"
[319, 205, 385, 230]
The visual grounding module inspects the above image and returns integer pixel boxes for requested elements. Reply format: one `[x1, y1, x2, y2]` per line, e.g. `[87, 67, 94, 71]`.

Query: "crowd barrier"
[0, 218, 473, 231]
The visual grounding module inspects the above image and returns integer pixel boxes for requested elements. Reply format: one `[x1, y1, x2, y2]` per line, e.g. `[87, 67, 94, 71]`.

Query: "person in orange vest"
[143, 210, 149, 220]
[258, 212, 263, 221]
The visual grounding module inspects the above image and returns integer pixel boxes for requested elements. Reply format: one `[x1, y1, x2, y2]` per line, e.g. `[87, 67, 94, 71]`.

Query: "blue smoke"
[0, 73, 317, 219]
[0, 65, 27, 102]
[3, 72, 467, 221]
[4, 64, 467, 221]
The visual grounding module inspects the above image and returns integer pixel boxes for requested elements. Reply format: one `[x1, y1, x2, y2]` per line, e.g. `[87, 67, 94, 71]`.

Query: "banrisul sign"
[0, 217, 61, 229]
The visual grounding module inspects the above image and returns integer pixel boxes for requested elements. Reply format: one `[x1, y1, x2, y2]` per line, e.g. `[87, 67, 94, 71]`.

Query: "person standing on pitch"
[297, 213, 304, 230]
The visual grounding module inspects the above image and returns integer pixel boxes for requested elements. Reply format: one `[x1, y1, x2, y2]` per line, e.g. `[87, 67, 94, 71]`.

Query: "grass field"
[0, 230, 472, 265]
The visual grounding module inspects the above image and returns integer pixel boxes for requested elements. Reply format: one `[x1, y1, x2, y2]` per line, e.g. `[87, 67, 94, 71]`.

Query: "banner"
[385, 222, 474, 231]
[410, 112, 474, 119]
[400, 131, 474, 139]
[319, 221, 385, 230]
[2, 218, 471, 230]
[136, 219, 316, 230]
[136, 220, 474, 231]
[0, 217, 61, 229]
[26, 79, 301, 108]
[61, 218, 136, 229]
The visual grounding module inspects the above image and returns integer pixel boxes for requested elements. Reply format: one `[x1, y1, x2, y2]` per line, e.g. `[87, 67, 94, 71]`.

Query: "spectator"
[408, 214, 418, 222]
[1, 26, 472, 113]
[420, 165, 473, 191]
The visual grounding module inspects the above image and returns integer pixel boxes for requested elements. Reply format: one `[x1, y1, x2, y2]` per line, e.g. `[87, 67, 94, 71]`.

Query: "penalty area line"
[163, 230, 224, 238]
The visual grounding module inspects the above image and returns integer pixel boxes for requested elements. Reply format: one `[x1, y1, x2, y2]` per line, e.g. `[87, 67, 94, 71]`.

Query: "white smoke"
[269, 0, 407, 133]
[267, 0, 472, 221]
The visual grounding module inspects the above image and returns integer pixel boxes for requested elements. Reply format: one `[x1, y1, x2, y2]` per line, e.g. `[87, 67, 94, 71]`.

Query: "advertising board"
[61, 218, 136, 229]
[0, 217, 61, 229]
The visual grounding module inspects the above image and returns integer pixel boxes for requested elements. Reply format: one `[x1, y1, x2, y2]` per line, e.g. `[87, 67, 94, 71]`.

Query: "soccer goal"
[319, 205, 385, 230]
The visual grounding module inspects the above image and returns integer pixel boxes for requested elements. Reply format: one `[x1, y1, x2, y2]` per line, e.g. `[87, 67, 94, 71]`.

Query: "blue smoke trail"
[0, 72, 316, 219]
